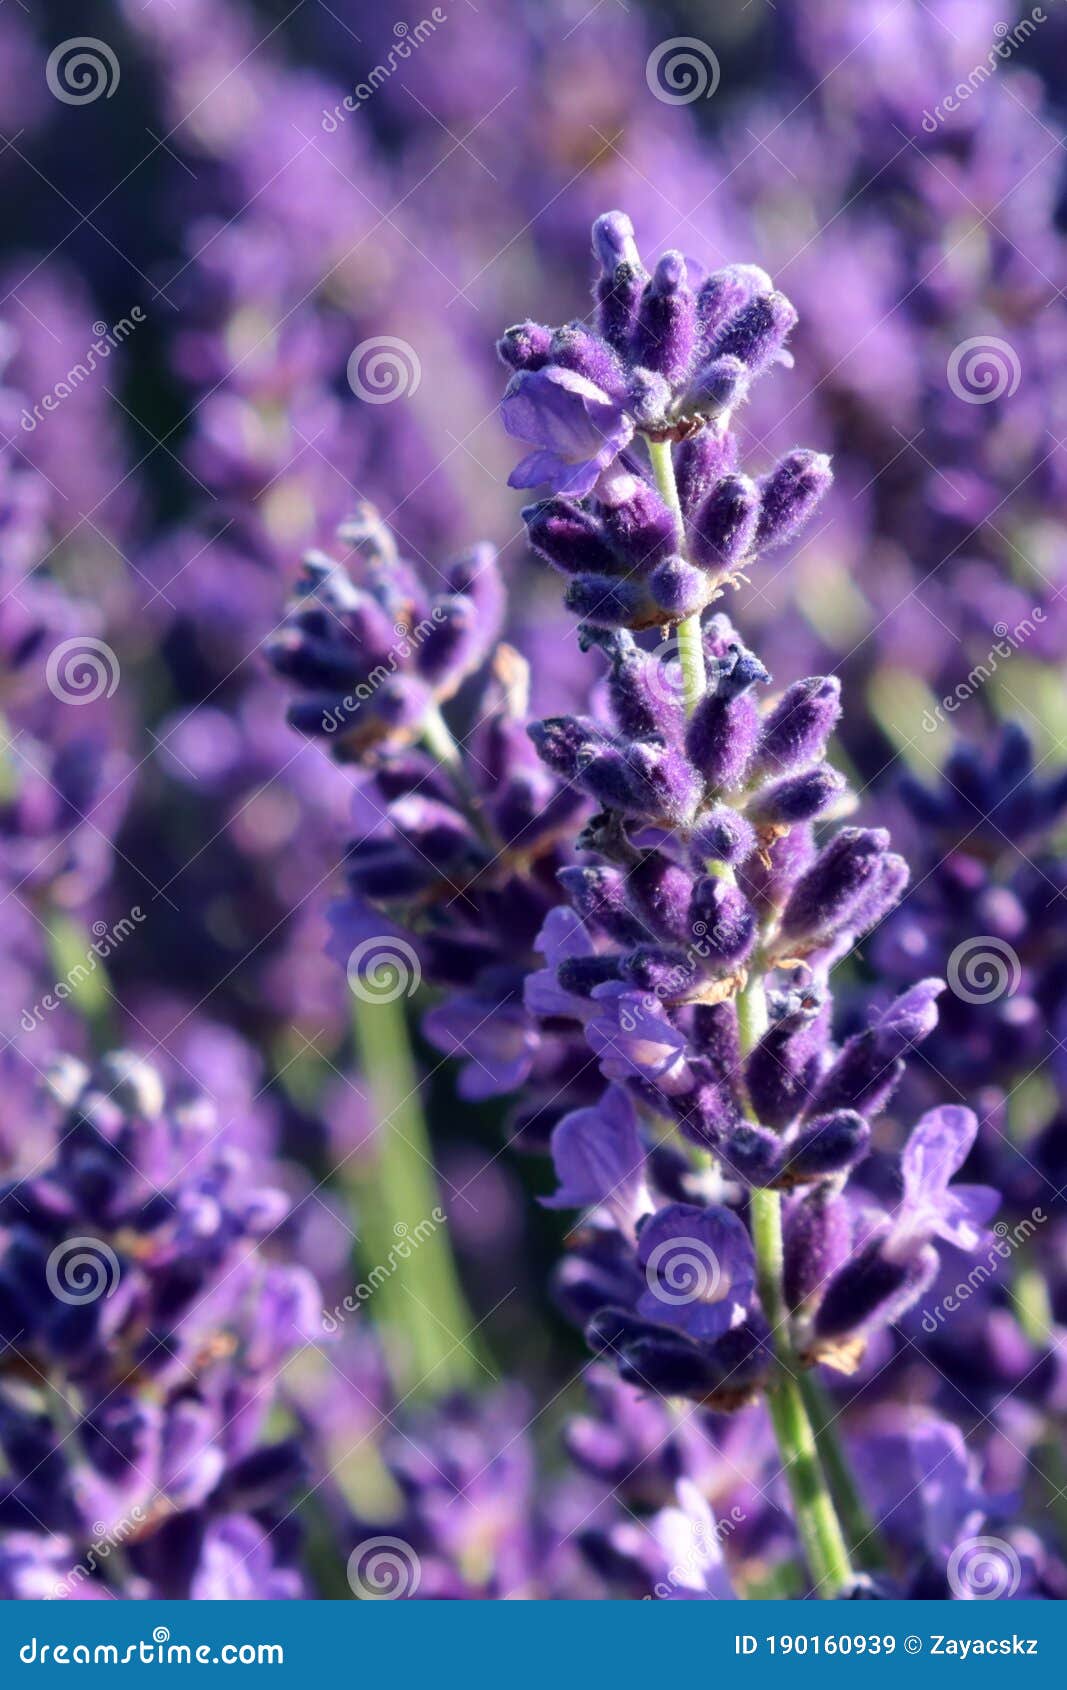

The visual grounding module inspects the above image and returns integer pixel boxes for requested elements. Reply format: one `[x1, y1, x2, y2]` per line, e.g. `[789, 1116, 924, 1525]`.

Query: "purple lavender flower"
[499, 215, 831, 630]
[0, 1055, 319, 1599]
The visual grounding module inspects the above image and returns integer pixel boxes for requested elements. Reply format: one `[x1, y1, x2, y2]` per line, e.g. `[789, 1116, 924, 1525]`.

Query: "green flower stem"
[646, 435, 706, 716]
[420, 701, 466, 780]
[350, 994, 482, 1397]
[799, 1372, 887, 1571]
[750, 1183, 854, 1595]
[741, 971, 854, 1594]
[638, 390, 856, 1590]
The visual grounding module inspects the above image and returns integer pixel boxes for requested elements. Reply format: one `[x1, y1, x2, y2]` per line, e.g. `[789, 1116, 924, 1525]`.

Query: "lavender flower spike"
[500, 213, 832, 631]
[497, 208, 1006, 1598]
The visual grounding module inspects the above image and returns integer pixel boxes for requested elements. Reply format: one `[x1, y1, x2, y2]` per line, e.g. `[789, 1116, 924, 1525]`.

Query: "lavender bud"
[688, 878, 758, 969]
[780, 1110, 870, 1186]
[815, 1240, 938, 1342]
[622, 945, 697, 998]
[626, 367, 673, 428]
[550, 321, 628, 399]
[748, 765, 847, 826]
[497, 321, 553, 370]
[689, 805, 756, 869]
[687, 354, 749, 417]
[784, 1187, 852, 1313]
[738, 821, 816, 918]
[685, 647, 770, 790]
[649, 558, 707, 619]
[522, 499, 619, 576]
[592, 210, 642, 274]
[582, 627, 685, 741]
[777, 828, 892, 952]
[527, 716, 606, 780]
[690, 473, 760, 577]
[675, 1078, 741, 1151]
[599, 482, 676, 570]
[563, 574, 655, 629]
[626, 740, 703, 826]
[810, 979, 944, 1117]
[626, 853, 696, 944]
[632, 253, 698, 387]
[722, 1122, 783, 1186]
[753, 676, 842, 779]
[675, 428, 739, 514]
[746, 988, 827, 1129]
[696, 263, 774, 341]
[756, 449, 834, 550]
[557, 865, 646, 945]
[709, 290, 798, 374]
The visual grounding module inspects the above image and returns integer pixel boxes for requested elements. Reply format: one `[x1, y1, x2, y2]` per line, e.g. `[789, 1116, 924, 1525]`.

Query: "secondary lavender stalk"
[350, 994, 481, 1396]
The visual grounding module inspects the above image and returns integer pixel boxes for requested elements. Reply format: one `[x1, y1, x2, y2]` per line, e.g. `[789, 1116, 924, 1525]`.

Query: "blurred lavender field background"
[2, 0, 1067, 1601]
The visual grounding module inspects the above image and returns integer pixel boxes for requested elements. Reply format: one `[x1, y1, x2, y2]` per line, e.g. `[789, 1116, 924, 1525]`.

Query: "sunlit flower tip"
[696, 263, 774, 340]
[751, 675, 842, 779]
[748, 764, 848, 827]
[756, 449, 834, 550]
[592, 209, 642, 275]
[496, 320, 553, 371]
